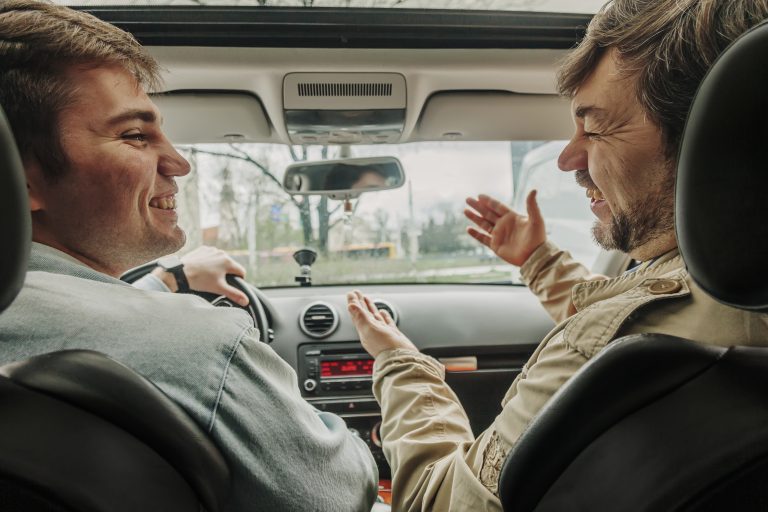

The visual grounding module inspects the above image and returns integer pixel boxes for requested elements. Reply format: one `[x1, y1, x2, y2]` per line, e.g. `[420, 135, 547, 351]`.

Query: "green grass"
[246, 255, 518, 287]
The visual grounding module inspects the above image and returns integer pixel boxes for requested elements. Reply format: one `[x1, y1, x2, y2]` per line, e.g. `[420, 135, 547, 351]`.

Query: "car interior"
[2, 1, 767, 510]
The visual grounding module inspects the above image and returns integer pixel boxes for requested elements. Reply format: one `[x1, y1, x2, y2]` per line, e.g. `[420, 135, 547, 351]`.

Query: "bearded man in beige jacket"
[346, 0, 768, 510]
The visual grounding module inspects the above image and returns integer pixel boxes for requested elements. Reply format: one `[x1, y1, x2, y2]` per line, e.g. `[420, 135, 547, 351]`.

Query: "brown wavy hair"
[558, 0, 768, 160]
[0, 0, 161, 180]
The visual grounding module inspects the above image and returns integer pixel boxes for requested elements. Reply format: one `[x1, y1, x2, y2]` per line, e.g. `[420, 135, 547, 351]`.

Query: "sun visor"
[283, 73, 406, 145]
[151, 91, 271, 144]
[417, 92, 572, 141]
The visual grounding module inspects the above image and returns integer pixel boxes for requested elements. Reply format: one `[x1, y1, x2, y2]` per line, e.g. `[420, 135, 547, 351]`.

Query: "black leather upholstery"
[0, 107, 30, 314]
[676, 21, 768, 312]
[0, 108, 230, 509]
[499, 334, 768, 512]
[0, 350, 230, 512]
[499, 21, 768, 512]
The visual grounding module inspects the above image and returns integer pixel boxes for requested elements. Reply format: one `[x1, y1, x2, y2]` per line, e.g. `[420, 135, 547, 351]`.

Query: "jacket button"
[648, 279, 682, 294]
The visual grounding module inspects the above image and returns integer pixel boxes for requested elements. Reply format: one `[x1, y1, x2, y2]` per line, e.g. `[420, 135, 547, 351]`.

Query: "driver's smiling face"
[556, 50, 676, 261]
[27, 64, 190, 276]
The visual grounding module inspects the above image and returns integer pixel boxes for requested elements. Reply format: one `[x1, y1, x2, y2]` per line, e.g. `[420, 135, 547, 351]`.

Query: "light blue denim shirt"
[0, 243, 378, 511]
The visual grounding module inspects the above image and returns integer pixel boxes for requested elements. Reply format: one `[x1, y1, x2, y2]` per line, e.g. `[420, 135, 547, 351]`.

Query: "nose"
[557, 136, 588, 173]
[157, 132, 190, 177]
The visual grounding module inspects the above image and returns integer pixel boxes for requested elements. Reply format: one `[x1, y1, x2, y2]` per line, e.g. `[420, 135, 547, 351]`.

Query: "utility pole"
[407, 180, 419, 262]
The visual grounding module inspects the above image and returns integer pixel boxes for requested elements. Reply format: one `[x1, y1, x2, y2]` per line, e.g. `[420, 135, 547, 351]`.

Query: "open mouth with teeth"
[586, 187, 605, 205]
[149, 195, 177, 211]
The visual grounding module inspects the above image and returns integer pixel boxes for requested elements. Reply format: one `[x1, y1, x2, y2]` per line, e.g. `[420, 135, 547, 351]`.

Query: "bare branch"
[194, 146, 300, 207]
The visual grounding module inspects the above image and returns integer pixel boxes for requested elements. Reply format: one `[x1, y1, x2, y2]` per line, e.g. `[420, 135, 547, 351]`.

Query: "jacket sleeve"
[210, 329, 379, 512]
[132, 273, 171, 292]
[519, 240, 607, 323]
[373, 334, 588, 512]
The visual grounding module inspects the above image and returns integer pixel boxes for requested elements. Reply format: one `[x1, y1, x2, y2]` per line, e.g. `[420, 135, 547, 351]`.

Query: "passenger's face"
[351, 170, 387, 190]
[557, 50, 676, 260]
[27, 64, 190, 275]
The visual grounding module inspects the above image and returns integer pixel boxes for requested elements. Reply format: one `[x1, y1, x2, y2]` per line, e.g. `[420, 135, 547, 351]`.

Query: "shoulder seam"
[207, 325, 252, 432]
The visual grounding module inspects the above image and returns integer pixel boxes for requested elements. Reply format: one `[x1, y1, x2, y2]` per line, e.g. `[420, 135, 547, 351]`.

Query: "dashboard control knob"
[348, 428, 360, 437]
[303, 378, 317, 392]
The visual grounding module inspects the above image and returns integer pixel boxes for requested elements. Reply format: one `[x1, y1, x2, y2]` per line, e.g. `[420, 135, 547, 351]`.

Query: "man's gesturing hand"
[347, 290, 417, 358]
[464, 190, 546, 267]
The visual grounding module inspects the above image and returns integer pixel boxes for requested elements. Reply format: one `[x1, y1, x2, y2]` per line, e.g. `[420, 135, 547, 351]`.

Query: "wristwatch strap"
[168, 265, 190, 293]
[157, 256, 190, 293]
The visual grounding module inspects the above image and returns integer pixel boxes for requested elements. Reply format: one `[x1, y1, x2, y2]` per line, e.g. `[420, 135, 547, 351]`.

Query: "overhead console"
[283, 72, 406, 145]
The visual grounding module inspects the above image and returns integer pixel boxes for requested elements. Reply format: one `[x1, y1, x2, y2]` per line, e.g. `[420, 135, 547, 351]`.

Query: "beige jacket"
[373, 241, 768, 511]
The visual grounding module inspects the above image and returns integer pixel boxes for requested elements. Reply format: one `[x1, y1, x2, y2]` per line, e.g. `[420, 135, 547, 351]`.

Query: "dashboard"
[254, 282, 555, 478]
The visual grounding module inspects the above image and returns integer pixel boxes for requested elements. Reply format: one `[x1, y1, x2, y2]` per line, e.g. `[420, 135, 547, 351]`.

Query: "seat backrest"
[499, 334, 768, 512]
[0, 105, 230, 510]
[498, 20, 768, 512]
[0, 107, 29, 313]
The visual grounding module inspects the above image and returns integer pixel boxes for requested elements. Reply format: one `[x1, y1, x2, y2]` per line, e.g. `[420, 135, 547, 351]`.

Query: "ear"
[24, 157, 47, 212]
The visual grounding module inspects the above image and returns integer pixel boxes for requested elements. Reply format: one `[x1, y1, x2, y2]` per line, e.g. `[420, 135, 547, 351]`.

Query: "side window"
[513, 141, 601, 268]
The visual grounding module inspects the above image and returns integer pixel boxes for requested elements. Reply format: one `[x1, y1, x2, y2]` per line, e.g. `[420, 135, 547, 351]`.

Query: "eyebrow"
[574, 105, 609, 122]
[105, 109, 162, 127]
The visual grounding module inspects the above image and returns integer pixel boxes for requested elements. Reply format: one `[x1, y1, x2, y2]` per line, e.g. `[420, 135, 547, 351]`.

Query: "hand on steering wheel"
[122, 257, 272, 343]
[206, 275, 273, 344]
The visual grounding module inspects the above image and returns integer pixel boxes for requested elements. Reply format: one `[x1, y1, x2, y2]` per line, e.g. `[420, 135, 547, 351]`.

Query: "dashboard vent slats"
[374, 300, 399, 325]
[299, 302, 339, 338]
[297, 82, 393, 97]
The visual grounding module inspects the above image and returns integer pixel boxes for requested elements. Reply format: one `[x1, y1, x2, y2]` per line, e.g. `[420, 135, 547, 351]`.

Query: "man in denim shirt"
[0, 1, 378, 510]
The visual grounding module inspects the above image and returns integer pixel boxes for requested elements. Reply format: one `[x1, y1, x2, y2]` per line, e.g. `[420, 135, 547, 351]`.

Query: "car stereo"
[298, 342, 375, 398]
[298, 342, 389, 477]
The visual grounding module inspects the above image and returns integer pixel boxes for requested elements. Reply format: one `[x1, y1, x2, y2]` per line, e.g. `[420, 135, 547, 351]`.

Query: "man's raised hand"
[464, 190, 546, 267]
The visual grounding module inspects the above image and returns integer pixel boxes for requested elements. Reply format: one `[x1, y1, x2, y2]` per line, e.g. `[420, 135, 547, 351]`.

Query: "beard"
[576, 168, 675, 254]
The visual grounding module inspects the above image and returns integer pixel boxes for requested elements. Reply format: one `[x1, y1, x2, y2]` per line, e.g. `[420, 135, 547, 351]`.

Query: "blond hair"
[0, 0, 161, 179]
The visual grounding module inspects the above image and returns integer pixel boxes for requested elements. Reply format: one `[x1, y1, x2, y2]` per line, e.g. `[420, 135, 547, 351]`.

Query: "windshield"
[173, 141, 600, 287]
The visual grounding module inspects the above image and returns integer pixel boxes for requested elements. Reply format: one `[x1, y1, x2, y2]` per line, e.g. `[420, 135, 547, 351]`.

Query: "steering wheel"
[121, 264, 272, 343]
[196, 275, 272, 344]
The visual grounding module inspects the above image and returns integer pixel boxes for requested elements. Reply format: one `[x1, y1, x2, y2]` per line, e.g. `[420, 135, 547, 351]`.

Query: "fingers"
[525, 189, 543, 226]
[219, 279, 250, 306]
[478, 194, 512, 218]
[347, 290, 387, 326]
[363, 294, 384, 322]
[466, 196, 501, 224]
[464, 208, 495, 234]
[380, 308, 396, 327]
[226, 258, 246, 278]
[347, 290, 370, 319]
[466, 227, 491, 247]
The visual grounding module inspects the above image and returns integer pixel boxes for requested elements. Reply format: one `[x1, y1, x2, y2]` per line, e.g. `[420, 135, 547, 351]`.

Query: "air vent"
[299, 301, 339, 338]
[284, 73, 406, 110]
[298, 82, 393, 97]
[374, 299, 399, 325]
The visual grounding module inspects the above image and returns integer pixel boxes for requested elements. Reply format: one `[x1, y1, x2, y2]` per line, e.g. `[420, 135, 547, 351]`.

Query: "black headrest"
[676, 21, 768, 312]
[0, 106, 31, 313]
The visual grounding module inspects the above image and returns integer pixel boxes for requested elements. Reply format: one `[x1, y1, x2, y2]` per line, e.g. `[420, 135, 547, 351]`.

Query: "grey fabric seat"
[0, 106, 230, 510]
[498, 21, 768, 512]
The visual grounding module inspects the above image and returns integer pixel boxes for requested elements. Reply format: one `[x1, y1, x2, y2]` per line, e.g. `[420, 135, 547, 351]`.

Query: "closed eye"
[122, 132, 147, 142]
[584, 131, 602, 141]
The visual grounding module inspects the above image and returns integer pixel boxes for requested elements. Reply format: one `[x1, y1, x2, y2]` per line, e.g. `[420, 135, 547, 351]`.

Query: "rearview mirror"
[282, 156, 405, 199]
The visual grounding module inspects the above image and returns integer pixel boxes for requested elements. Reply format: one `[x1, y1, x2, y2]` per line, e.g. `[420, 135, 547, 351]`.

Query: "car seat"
[498, 21, 768, 512]
[0, 107, 230, 510]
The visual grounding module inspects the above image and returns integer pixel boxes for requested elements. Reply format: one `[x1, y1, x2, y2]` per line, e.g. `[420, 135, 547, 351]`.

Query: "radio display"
[321, 359, 374, 378]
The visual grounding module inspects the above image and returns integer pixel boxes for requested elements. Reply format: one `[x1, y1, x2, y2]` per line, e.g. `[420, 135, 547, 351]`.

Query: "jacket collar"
[572, 248, 684, 312]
